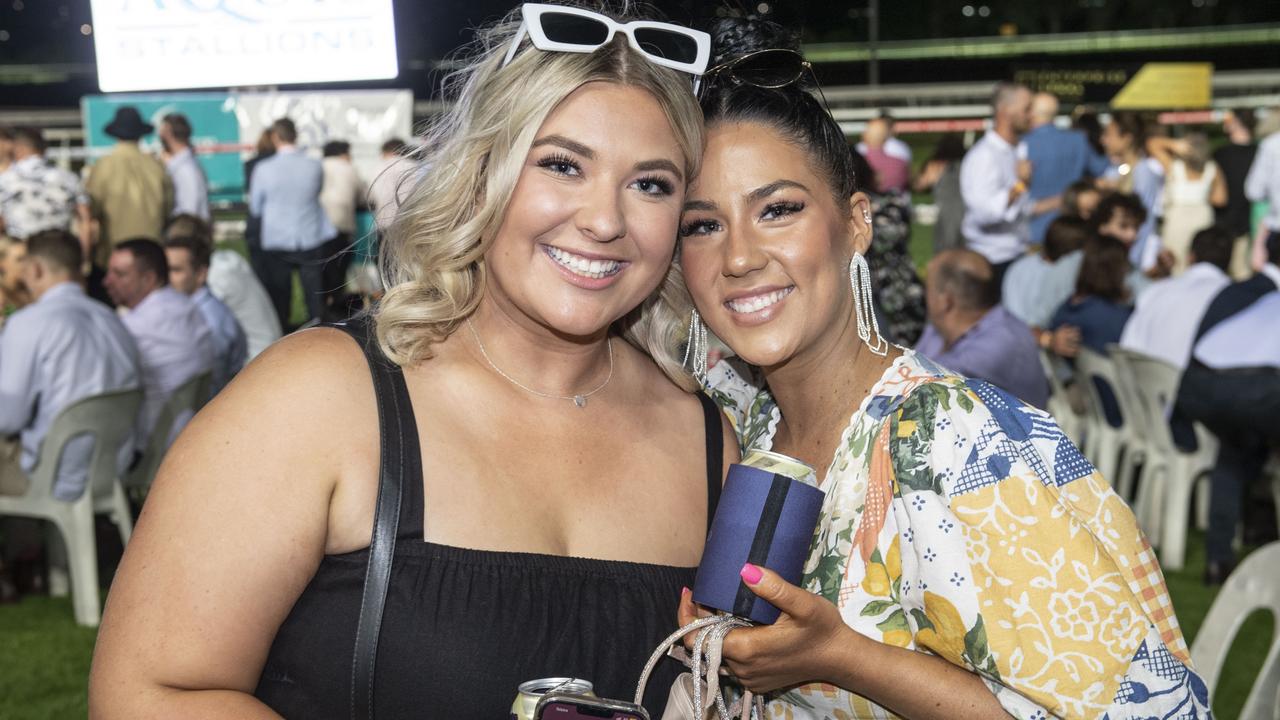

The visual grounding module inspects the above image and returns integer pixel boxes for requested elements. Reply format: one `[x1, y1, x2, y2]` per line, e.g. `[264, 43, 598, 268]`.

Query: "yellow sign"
[1111, 62, 1213, 109]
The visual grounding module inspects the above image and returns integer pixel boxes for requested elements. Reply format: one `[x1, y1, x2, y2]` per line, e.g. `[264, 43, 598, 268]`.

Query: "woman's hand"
[678, 564, 859, 693]
[677, 566, 1016, 719]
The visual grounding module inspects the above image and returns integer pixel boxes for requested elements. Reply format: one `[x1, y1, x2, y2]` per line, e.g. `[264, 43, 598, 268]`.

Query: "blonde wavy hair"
[374, 3, 703, 390]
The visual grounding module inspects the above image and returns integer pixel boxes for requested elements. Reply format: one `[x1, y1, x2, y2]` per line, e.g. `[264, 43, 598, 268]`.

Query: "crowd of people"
[0, 106, 416, 598]
[891, 84, 1280, 584]
[0, 3, 1274, 716]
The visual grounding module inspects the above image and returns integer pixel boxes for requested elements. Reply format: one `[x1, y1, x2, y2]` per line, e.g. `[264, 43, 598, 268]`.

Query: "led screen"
[89, 0, 398, 92]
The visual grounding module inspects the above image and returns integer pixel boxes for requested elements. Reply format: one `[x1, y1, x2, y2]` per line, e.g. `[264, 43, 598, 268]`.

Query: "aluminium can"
[510, 678, 595, 720]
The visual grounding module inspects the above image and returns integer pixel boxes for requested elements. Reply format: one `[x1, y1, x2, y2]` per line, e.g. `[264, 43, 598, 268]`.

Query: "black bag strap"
[696, 392, 724, 533]
[333, 318, 419, 720]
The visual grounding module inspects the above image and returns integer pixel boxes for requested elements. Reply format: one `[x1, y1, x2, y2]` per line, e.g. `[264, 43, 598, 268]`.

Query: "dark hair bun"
[708, 16, 800, 68]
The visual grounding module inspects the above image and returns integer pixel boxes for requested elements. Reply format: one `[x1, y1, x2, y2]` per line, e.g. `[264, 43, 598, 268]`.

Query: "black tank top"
[254, 330, 724, 719]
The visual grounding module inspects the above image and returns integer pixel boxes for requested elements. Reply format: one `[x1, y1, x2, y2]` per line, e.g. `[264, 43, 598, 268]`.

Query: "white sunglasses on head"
[502, 3, 712, 91]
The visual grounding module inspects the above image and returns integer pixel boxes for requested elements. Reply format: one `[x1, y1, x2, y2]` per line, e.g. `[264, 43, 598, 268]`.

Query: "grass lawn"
[0, 531, 1273, 718]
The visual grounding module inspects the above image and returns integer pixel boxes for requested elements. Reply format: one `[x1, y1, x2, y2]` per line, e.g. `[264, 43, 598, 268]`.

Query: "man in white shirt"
[163, 214, 281, 360]
[207, 250, 282, 360]
[1244, 121, 1280, 259]
[0, 127, 93, 251]
[103, 238, 213, 447]
[0, 229, 140, 501]
[959, 83, 1036, 290]
[321, 141, 360, 240]
[1119, 226, 1233, 369]
[159, 114, 210, 222]
[320, 140, 361, 317]
[163, 235, 246, 397]
[368, 138, 418, 232]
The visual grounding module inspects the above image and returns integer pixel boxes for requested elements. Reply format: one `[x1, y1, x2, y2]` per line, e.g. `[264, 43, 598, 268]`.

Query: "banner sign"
[82, 89, 413, 204]
[88, 0, 398, 93]
[1111, 63, 1213, 110]
[1013, 62, 1213, 109]
[1013, 65, 1134, 105]
[82, 93, 243, 203]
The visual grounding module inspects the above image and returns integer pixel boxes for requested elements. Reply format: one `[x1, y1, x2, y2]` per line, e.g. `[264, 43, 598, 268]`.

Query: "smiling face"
[679, 121, 871, 369]
[480, 82, 687, 339]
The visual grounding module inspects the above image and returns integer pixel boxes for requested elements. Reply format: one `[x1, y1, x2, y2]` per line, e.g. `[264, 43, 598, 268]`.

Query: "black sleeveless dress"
[254, 329, 724, 719]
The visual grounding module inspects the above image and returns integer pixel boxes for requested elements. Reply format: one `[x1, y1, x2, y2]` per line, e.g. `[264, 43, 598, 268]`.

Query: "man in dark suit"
[1177, 232, 1280, 584]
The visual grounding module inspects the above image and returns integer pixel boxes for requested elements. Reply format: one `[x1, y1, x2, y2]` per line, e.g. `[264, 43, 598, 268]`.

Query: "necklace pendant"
[573, 395, 587, 408]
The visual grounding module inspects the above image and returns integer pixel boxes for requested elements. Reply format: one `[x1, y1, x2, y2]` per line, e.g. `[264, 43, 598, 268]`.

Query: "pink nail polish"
[681, 586, 691, 596]
[740, 563, 763, 585]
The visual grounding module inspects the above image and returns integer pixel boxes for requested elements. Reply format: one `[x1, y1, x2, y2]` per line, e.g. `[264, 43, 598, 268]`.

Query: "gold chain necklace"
[466, 319, 613, 408]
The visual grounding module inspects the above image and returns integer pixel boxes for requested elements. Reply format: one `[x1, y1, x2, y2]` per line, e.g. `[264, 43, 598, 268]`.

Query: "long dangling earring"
[683, 309, 709, 385]
[849, 252, 889, 356]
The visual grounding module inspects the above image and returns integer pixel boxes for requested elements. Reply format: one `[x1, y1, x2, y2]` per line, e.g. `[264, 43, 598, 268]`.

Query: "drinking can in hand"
[693, 449, 825, 624]
[510, 678, 595, 720]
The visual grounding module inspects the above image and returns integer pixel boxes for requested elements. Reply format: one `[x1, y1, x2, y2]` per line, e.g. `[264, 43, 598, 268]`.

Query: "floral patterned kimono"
[706, 351, 1211, 720]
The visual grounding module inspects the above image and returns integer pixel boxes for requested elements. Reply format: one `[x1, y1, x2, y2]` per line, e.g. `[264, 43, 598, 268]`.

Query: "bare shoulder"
[89, 327, 382, 707]
[236, 325, 372, 397]
[614, 340, 739, 469]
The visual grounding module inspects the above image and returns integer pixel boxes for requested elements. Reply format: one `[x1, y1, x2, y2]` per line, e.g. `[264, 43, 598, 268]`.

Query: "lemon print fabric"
[704, 352, 1210, 720]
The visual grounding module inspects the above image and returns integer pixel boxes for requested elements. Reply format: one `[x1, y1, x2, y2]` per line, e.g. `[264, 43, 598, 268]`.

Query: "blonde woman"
[89, 5, 733, 718]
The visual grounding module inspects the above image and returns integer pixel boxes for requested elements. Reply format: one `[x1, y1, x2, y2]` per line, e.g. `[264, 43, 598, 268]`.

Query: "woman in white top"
[1151, 133, 1228, 274]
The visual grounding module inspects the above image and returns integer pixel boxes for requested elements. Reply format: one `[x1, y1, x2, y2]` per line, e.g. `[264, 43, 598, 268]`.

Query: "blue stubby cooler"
[692, 459, 825, 624]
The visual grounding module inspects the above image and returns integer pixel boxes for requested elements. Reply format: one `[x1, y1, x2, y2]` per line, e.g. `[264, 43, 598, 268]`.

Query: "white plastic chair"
[1190, 541, 1280, 720]
[1107, 346, 1158, 503]
[1075, 348, 1138, 492]
[124, 372, 210, 492]
[1125, 351, 1218, 571]
[0, 388, 143, 627]
[1039, 349, 1085, 446]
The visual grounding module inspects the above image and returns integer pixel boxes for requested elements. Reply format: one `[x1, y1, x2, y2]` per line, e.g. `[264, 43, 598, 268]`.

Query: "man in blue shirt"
[163, 235, 247, 397]
[248, 118, 336, 329]
[1023, 93, 1109, 245]
[916, 249, 1050, 409]
[0, 229, 141, 501]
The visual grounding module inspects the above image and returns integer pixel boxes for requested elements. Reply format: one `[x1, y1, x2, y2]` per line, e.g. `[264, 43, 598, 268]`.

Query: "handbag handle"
[336, 319, 418, 720]
[634, 615, 763, 720]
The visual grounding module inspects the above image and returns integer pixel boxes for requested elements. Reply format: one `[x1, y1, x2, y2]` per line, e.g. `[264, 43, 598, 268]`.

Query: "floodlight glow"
[88, 0, 398, 93]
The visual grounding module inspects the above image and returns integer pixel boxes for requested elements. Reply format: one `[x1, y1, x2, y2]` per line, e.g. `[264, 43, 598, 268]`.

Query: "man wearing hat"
[85, 106, 174, 272]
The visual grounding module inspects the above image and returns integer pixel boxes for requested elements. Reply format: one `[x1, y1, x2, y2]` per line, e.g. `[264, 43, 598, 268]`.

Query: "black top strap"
[697, 392, 724, 533]
[332, 317, 422, 720]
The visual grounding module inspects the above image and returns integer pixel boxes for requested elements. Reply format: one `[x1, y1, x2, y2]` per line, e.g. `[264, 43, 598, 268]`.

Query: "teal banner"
[81, 93, 244, 204]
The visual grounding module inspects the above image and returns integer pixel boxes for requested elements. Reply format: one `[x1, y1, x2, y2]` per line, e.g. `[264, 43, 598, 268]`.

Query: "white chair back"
[1074, 347, 1133, 489]
[1125, 351, 1218, 570]
[1190, 541, 1280, 720]
[125, 371, 210, 491]
[0, 387, 143, 626]
[26, 388, 142, 503]
[1039, 349, 1084, 445]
